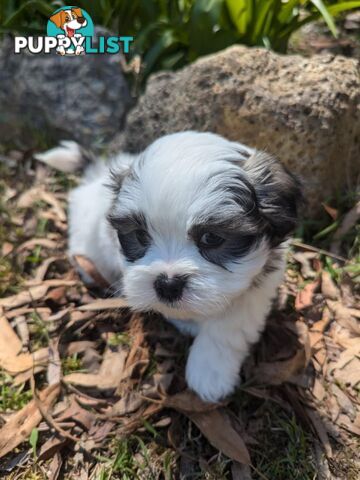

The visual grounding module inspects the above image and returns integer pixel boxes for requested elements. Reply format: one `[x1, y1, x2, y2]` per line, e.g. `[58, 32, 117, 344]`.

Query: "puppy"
[36, 132, 301, 402]
[49, 8, 87, 55]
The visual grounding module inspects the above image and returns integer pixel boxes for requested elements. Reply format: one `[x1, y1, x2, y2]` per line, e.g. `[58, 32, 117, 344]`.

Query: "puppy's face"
[108, 132, 301, 320]
[50, 8, 87, 35]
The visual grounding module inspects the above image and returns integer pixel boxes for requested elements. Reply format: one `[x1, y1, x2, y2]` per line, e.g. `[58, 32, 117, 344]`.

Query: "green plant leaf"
[327, 1, 360, 16]
[309, 0, 338, 37]
[226, 0, 252, 36]
[2, 0, 53, 28]
[29, 427, 39, 459]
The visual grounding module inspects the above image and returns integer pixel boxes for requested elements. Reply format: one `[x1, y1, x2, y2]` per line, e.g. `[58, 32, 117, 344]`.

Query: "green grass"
[62, 353, 85, 375]
[252, 406, 316, 480]
[0, 372, 33, 411]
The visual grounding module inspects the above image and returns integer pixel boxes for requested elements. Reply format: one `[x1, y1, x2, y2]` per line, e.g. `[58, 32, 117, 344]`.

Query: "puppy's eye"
[199, 232, 225, 249]
[134, 229, 150, 247]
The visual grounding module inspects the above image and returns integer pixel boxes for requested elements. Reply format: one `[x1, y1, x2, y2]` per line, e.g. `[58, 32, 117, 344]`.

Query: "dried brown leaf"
[295, 280, 319, 311]
[312, 378, 326, 402]
[0, 285, 49, 309]
[331, 384, 356, 420]
[163, 389, 221, 413]
[321, 271, 339, 300]
[63, 346, 128, 389]
[37, 435, 67, 462]
[13, 315, 30, 350]
[322, 203, 338, 220]
[306, 409, 332, 457]
[47, 451, 63, 480]
[231, 462, 253, 480]
[292, 252, 317, 279]
[0, 383, 60, 458]
[110, 392, 144, 416]
[77, 298, 129, 311]
[189, 408, 251, 465]
[17, 238, 59, 252]
[327, 300, 360, 335]
[33, 256, 64, 282]
[72, 255, 110, 289]
[2, 242, 14, 257]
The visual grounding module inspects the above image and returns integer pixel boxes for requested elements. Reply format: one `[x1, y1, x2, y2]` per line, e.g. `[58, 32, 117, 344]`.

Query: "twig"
[30, 375, 79, 443]
[291, 240, 347, 263]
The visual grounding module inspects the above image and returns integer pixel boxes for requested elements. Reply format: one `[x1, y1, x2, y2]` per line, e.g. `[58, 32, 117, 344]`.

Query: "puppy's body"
[36, 132, 300, 402]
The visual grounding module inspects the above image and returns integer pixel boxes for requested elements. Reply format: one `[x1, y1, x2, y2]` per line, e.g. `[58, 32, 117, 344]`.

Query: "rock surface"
[0, 35, 132, 150]
[113, 45, 360, 212]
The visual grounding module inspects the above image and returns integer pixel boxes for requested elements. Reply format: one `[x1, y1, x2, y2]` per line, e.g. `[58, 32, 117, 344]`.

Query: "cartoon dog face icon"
[50, 8, 87, 55]
[50, 8, 87, 37]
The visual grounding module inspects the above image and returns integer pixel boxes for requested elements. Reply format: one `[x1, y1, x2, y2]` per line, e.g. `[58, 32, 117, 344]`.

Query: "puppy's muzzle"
[77, 16, 86, 24]
[154, 273, 188, 303]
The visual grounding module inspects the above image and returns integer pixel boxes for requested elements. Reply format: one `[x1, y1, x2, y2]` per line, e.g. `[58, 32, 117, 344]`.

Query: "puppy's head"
[50, 8, 87, 34]
[107, 132, 301, 319]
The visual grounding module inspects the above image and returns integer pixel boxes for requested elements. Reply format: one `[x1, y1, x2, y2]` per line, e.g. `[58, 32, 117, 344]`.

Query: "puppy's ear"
[72, 8, 83, 18]
[243, 151, 303, 245]
[50, 11, 65, 28]
[106, 166, 132, 198]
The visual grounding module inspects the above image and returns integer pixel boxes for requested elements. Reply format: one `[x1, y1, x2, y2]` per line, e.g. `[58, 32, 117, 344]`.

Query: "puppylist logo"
[14, 6, 133, 56]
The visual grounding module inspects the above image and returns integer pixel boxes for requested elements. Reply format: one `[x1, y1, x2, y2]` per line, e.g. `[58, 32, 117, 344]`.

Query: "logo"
[14, 6, 134, 56]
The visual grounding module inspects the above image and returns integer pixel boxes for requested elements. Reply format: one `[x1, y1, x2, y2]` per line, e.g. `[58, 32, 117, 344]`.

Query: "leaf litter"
[0, 159, 359, 479]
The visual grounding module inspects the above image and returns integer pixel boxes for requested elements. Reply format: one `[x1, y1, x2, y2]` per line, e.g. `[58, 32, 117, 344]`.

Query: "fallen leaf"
[55, 397, 96, 431]
[77, 298, 129, 311]
[47, 451, 63, 480]
[63, 346, 128, 390]
[34, 256, 64, 282]
[110, 392, 144, 416]
[312, 378, 326, 402]
[0, 314, 22, 356]
[2, 242, 14, 257]
[163, 390, 221, 413]
[295, 280, 319, 311]
[0, 383, 60, 458]
[322, 203, 338, 220]
[189, 408, 251, 465]
[38, 435, 67, 462]
[321, 271, 338, 300]
[40, 191, 67, 223]
[254, 347, 307, 386]
[72, 255, 110, 289]
[231, 462, 253, 480]
[336, 414, 360, 436]
[292, 252, 317, 279]
[47, 339, 62, 386]
[333, 359, 360, 388]
[330, 384, 356, 420]
[0, 285, 49, 309]
[306, 409, 332, 458]
[17, 238, 59, 252]
[17, 186, 43, 208]
[13, 315, 30, 350]
[327, 300, 360, 335]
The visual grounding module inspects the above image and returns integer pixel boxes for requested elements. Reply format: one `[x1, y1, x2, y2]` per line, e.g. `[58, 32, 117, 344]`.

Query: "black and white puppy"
[36, 131, 301, 402]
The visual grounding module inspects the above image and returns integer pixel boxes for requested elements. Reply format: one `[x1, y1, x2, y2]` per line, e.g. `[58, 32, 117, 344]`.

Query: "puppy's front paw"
[185, 339, 240, 402]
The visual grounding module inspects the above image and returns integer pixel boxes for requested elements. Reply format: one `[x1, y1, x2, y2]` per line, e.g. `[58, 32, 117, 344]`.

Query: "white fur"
[36, 132, 289, 402]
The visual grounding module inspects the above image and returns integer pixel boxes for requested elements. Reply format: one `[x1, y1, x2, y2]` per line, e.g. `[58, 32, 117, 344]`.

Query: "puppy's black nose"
[77, 16, 86, 24]
[154, 274, 187, 302]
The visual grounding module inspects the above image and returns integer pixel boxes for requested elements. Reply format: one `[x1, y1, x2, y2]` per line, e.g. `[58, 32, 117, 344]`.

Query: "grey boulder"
[0, 36, 132, 150]
[113, 45, 360, 213]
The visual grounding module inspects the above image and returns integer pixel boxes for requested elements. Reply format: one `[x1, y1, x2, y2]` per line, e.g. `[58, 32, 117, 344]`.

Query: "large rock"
[0, 35, 132, 151]
[113, 45, 360, 213]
